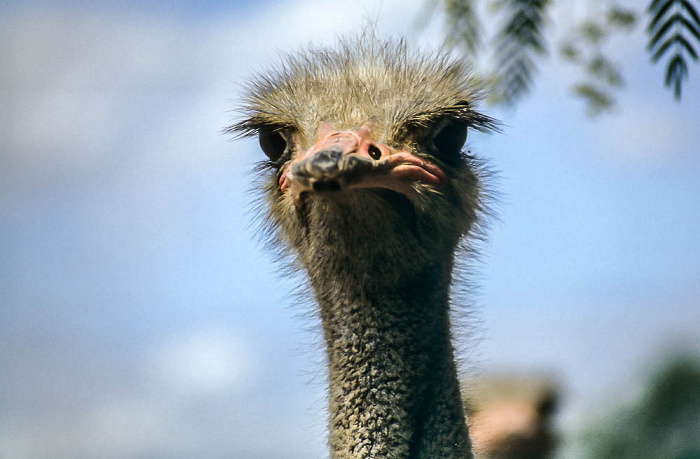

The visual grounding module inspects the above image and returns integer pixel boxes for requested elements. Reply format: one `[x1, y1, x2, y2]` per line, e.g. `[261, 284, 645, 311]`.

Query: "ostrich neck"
[300, 206, 474, 458]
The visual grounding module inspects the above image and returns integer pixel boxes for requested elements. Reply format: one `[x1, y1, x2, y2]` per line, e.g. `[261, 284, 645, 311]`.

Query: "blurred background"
[1, 0, 698, 458]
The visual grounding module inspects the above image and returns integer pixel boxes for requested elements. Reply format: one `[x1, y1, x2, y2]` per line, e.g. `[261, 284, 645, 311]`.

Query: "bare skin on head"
[230, 37, 496, 458]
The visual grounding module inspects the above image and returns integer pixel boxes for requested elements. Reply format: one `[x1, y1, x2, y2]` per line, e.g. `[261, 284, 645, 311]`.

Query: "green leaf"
[650, 33, 697, 61]
[680, 0, 700, 30]
[648, 0, 676, 32]
[573, 83, 615, 115]
[608, 7, 637, 29]
[679, 15, 700, 42]
[648, 13, 679, 49]
[559, 42, 581, 61]
[492, 0, 550, 105]
[587, 55, 624, 86]
[581, 20, 608, 44]
[443, 0, 482, 53]
[651, 35, 676, 62]
[665, 54, 688, 99]
[649, 0, 674, 15]
[648, 13, 700, 51]
[676, 33, 699, 59]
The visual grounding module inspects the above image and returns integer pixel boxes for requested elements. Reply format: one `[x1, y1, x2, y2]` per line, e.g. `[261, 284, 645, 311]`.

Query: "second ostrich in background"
[231, 36, 496, 458]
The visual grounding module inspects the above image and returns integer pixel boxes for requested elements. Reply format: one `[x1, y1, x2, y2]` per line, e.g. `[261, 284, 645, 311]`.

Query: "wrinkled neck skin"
[282, 191, 475, 459]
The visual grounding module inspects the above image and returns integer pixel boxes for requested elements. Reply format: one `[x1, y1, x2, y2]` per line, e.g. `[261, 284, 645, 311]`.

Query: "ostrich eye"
[258, 128, 287, 162]
[432, 120, 468, 165]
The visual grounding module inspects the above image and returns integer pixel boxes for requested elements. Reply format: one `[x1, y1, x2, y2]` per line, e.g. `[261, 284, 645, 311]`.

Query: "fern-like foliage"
[560, 7, 637, 115]
[442, 0, 482, 55]
[431, 0, 696, 112]
[492, 0, 550, 105]
[648, 0, 700, 99]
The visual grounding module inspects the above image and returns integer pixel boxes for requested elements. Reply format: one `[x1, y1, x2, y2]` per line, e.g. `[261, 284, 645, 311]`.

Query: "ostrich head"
[230, 36, 496, 458]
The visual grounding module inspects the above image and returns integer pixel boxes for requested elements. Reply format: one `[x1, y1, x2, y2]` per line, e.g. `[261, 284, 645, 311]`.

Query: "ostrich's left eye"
[258, 128, 287, 162]
[432, 119, 468, 165]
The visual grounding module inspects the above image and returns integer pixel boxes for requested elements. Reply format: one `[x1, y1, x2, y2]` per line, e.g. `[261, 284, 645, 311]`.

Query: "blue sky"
[1, 1, 699, 457]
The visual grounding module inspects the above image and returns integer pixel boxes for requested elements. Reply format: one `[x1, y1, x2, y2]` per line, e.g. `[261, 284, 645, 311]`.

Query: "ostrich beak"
[280, 130, 447, 205]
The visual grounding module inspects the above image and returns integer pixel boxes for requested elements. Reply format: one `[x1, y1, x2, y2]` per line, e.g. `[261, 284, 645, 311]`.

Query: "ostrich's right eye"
[258, 128, 287, 162]
[432, 119, 468, 166]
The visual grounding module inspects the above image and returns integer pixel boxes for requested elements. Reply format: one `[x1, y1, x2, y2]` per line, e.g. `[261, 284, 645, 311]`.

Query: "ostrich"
[466, 374, 559, 458]
[230, 36, 496, 458]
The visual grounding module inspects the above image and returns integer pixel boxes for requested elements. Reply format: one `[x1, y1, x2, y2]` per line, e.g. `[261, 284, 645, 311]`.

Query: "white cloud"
[83, 398, 176, 455]
[148, 327, 257, 396]
[597, 103, 694, 167]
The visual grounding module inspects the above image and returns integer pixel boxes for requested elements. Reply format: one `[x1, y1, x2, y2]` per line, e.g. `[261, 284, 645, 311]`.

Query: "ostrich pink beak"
[280, 129, 447, 205]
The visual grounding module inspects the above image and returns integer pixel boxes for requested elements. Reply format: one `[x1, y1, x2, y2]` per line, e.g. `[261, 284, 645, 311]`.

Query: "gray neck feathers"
[294, 195, 473, 458]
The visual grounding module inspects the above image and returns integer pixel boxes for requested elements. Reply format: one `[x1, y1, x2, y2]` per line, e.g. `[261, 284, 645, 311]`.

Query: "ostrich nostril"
[368, 144, 382, 160]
